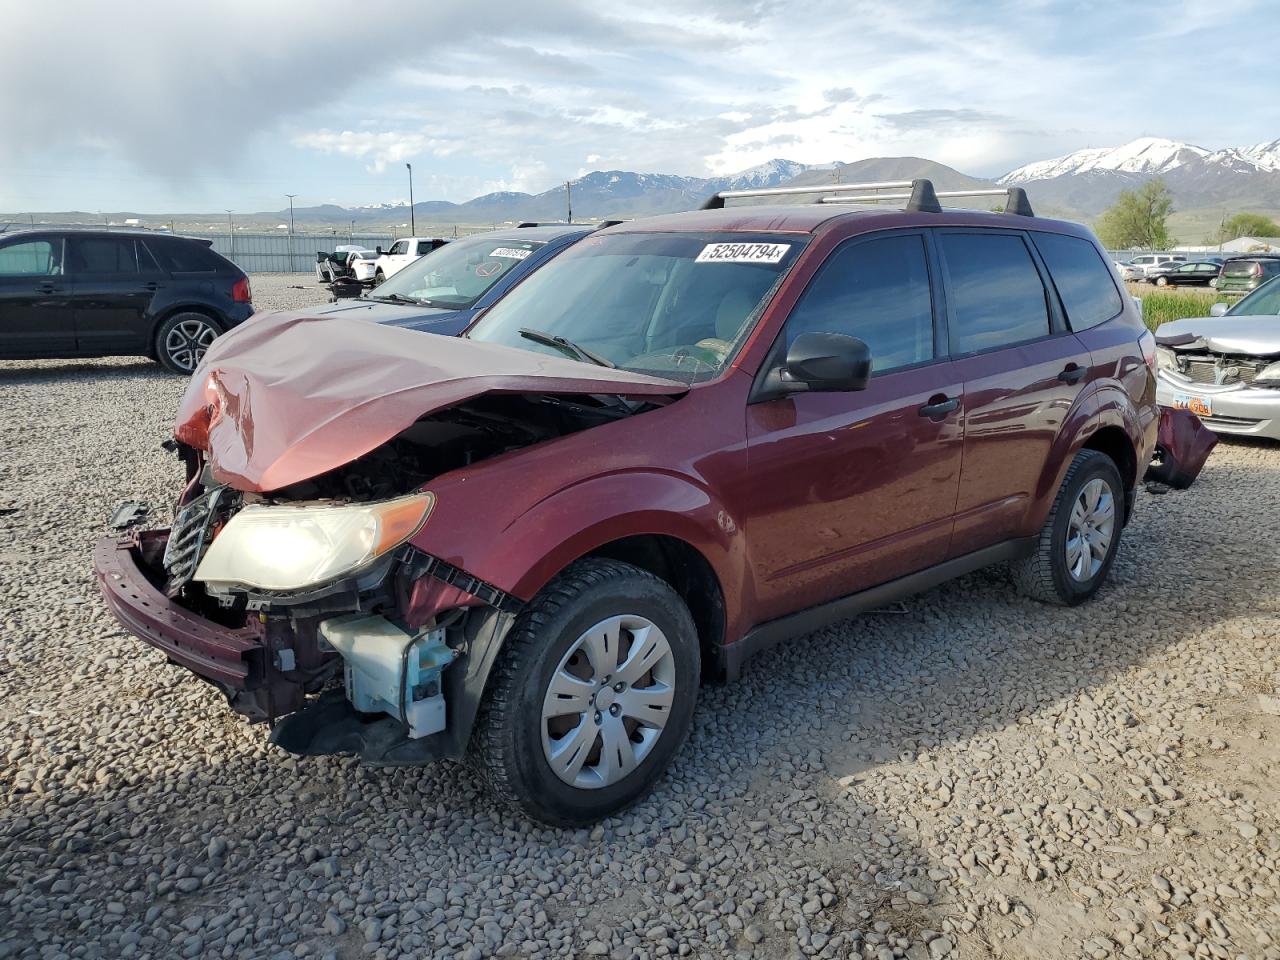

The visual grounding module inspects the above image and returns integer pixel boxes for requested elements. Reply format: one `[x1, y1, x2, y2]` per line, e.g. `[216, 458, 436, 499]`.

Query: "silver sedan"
[1155, 277, 1280, 440]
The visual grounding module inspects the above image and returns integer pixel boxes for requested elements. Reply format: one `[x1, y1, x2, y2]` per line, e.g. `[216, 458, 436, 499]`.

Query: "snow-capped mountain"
[996, 137, 1280, 215]
[353, 199, 411, 210]
[1237, 139, 1280, 172]
[998, 137, 1211, 183]
[706, 159, 813, 191]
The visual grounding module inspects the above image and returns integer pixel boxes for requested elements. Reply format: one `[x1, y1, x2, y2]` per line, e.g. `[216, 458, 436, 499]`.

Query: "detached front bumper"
[93, 530, 264, 689]
[1156, 373, 1280, 440]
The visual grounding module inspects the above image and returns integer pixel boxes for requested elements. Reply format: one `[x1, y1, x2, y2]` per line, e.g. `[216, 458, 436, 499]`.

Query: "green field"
[1124, 282, 1221, 332]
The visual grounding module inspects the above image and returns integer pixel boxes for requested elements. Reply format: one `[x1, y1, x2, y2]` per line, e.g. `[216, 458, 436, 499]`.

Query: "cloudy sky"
[1, 0, 1276, 213]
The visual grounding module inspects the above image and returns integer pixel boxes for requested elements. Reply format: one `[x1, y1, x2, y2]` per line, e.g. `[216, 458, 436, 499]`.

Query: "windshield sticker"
[474, 261, 505, 277]
[490, 247, 533, 260]
[695, 242, 791, 264]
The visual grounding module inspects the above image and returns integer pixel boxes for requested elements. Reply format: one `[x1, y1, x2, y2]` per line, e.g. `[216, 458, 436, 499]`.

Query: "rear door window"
[937, 232, 1051, 353]
[68, 236, 138, 274]
[1031, 232, 1123, 331]
[784, 233, 935, 372]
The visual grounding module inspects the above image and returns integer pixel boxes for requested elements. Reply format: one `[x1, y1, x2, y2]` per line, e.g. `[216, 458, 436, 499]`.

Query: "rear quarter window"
[1032, 232, 1123, 331]
[149, 240, 229, 273]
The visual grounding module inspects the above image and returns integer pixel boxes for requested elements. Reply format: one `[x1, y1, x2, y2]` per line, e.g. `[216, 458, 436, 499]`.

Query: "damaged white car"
[1155, 276, 1280, 439]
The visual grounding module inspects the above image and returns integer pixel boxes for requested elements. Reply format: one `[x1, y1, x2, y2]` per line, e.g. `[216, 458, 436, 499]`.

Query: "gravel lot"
[2, 273, 1278, 960]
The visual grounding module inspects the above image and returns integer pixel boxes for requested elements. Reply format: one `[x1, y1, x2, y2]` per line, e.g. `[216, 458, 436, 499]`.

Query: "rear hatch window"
[1223, 260, 1262, 277]
[149, 240, 232, 274]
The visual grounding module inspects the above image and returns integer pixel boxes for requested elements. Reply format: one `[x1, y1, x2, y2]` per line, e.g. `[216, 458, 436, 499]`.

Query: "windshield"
[1227, 276, 1280, 316]
[1223, 259, 1263, 277]
[466, 231, 805, 383]
[371, 235, 546, 308]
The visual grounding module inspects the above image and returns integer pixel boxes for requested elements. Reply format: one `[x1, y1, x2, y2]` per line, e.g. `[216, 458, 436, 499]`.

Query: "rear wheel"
[1011, 449, 1124, 605]
[156, 312, 220, 374]
[471, 559, 699, 826]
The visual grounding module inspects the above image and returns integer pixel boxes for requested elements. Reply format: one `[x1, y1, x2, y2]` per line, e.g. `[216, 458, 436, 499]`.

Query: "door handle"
[36, 282, 58, 293]
[918, 395, 960, 418]
[1058, 364, 1087, 384]
[144, 281, 160, 291]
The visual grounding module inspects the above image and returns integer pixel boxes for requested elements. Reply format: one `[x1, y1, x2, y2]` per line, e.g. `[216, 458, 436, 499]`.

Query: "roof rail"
[702, 177, 1034, 217]
[516, 221, 570, 228]
[702, 180, 914, 210]
[817, 180, 1035, 217]
[595, 219, 626, 229]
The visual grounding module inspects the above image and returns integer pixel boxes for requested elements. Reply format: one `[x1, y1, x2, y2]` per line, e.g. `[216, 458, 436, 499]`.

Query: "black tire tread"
[469, 558, 682, 821]
[1011, 449, 1118, 605]
[155, 310, 221, 374]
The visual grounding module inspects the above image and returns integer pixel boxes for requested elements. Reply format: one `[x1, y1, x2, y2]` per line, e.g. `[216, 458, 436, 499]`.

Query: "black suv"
[0, 229, 254, 373]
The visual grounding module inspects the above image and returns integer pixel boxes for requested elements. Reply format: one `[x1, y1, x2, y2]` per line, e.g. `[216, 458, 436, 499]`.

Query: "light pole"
[566, 181, 572, 224]
[285, 194, 297, 272]
[225, 210, 235, 260]
[406, 163, 415, 234]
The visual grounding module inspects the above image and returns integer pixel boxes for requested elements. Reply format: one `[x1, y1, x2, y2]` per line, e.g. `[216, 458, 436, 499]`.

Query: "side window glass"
[939, 233, 1050, 353]
[1031, 232, 1122, 332]
[69, 237, 138, 274]
[0, 240, 61, 276]
[784, 234, 934, 372]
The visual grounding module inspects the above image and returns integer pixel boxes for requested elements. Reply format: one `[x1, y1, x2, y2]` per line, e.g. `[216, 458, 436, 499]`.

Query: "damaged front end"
[94, 312, 686, 765]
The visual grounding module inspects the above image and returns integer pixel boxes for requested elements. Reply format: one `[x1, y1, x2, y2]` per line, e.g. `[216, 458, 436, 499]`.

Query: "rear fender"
[1030, 382, 1142, 530]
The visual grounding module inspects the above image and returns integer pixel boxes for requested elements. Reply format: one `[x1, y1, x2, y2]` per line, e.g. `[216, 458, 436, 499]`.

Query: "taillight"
[232, 276, 252, 303]
[1138, 329, 1157, 372]
[1251, 263, 1263, 277]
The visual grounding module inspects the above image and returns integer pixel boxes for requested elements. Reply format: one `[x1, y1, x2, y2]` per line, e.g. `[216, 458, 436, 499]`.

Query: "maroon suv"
[95, 180, 1158, 825]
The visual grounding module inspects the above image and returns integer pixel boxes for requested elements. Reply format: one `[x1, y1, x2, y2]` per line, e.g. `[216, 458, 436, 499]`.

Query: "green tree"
[1096, 179, 1174, 249]
[1219, 212, 1280, 241]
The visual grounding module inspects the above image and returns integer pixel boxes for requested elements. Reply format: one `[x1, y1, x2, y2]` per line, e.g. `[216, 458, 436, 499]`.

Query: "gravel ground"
[2, 273, 1278, 960]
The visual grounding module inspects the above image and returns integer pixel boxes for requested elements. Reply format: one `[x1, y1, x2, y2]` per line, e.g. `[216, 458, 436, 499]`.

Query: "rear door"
[0, 237, 74, 357]
[66, 236, 158, 355]
[935, 229, 1094, 557]
[743, 231, 964, 620]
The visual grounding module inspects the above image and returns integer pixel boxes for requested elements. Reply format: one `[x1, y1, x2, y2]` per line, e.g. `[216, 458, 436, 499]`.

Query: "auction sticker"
[490, 247, 533, 260]
[695, 242, 791, 264]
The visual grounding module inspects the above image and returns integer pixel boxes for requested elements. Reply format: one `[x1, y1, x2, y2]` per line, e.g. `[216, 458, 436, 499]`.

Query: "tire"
[373, 269, 385, 287]
[155, 312, 221, 375]
[1155, 275, 1169, 286]
[471, 559, 700, 826]
[1011, 449, 1125, 606]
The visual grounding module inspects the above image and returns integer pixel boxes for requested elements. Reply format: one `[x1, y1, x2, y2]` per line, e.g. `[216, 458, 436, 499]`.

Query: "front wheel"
[1155, 275, 1169, 286]
[156, 312, 220, 374]
[471, 559, 700, 826]
[1011, 449, 1125, 605]
[372, 269, 385, 287]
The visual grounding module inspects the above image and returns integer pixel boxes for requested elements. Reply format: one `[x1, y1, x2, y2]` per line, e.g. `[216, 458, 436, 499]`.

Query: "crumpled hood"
[1156, 314, 1280, 356]
[175, 311, 687, 492]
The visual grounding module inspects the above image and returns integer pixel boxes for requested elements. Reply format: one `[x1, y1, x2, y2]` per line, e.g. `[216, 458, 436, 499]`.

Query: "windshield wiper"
[366, 292, 421, 305]
[519, 327, 614, 368]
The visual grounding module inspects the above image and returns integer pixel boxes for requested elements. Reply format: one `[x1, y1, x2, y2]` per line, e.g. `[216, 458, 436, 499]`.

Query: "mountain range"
[8, 138, 1280, 238]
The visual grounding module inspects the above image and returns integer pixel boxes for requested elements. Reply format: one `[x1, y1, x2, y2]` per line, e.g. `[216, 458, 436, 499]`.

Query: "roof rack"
[701, 178, 1034, 217]
[516, 221, 569, 228]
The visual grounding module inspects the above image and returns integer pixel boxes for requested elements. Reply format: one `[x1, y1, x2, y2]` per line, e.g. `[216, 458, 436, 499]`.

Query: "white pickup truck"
[364, 237, 451, 285]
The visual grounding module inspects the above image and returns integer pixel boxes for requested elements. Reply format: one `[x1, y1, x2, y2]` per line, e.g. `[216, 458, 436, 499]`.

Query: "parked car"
[0, 229, 252, 373]
[369, 236, 451, 284]
[1115, 261, 1146, 282]
[1154, 275, 1280, 438]
[1150, 260, 1222, 287]
[95, 180, 1161, 825]
[316, 246, 378, 284]
[296, 224, 606, 336]
[1215, 255, 1280, 296]
[1127, 253, 1185, 278]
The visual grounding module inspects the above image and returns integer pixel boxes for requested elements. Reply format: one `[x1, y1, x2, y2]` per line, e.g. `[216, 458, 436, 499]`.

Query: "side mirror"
[1209, 302, 1228, 317]
[764, 332, 871, 398]
[376, 246, 383, 256]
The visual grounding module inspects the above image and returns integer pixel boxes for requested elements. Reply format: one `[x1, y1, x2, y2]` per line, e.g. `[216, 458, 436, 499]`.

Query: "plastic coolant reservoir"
[318, 614, 455, 739]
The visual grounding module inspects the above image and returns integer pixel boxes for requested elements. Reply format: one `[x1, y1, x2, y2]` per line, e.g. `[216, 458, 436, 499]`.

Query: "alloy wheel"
[540, 614, 676, 790]
[163, 318, 217, 373]
[1065, 477, 1115, 581]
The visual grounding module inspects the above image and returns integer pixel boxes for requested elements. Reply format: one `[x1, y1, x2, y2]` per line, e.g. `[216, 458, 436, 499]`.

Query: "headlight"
[1256, 361, 1280, 386]
[1155, 346, 1178, 372]
[194, 492, 434, 592]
